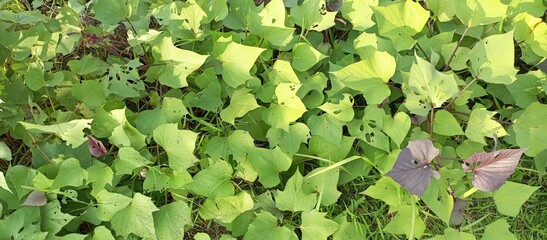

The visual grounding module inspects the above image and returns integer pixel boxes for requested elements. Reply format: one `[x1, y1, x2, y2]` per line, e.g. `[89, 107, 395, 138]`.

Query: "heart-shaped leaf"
[462, 149, 524, 192]
[386, 140, 439, 197]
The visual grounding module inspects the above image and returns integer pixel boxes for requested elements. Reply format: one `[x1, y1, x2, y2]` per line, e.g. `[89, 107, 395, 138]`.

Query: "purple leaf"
[449, 198, 466, 226]
[462, 149, 524, 192]
[386, 140, 439, 197]
[23, 190, 47, 206]
[88, 135, 107, 157]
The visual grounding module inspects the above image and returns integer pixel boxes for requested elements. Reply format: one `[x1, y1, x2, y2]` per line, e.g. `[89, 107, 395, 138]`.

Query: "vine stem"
[443, 26, 469, 71]
[444, 76, 478, 110]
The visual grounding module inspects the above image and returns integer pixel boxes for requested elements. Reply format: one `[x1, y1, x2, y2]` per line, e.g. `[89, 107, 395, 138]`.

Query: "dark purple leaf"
[462, 149, 524, 192]
[449, 198, 466, 226]
[386, 140, 439, 197]
[88, 135, 107, 157]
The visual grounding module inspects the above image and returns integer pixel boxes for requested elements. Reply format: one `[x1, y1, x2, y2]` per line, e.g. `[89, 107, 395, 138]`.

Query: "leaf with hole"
[462, 149, 524, 192]
[386, 139, 439, 197]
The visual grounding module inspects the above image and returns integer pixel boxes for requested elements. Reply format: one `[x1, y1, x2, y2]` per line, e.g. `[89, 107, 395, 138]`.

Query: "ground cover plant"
[0, 0, 546, 239]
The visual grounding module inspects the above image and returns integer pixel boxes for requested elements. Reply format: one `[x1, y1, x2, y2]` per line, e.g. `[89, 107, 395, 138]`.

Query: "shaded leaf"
[22, 190, 47, 206]
[386, 140, 439, 197]
[87, 135, 107, 157]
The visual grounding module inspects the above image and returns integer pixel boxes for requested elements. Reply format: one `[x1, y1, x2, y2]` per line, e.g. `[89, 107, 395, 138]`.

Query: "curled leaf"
[88, 135, 107, 157]
[386, 140, 439, 197]
[23, 190, 47, 206]
[462, 149, 524, 192]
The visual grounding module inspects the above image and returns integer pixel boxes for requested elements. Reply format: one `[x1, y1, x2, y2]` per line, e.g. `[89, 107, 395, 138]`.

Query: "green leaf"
[0, 207, 46, 239]
[113, 147, 151, 175]
[307, 114, 344, 146]
[455, 0, 508, 27]
[186, 160, 234, 199]
[465, 108, 507, 145]
[218, 41, 265, 88]
[153, 201, 192, 240]
[248, 147, 292, 188]
[332, 221, 367, 240]
[468, 31, 518, 84]
[151, 36, 208, 88]
[153, 123, 198, 170]
[51, 158, 88, 189]
[318, 94, 354, 122]
[71, 80, 106, 108]
[93, 189, 132, 221]
[0, 141, 12, 161]
[135, 97, 188, 134]
[92, 0, 137, 25]
[493, 181, 539, 217]
[200, 191, 254, 223]
[429, 228, 476, 240]
[0, 171, 11, 193]
[266, 123, 310, 155]
[303, 167, 341, 206]
[404, 56, 458, 116]
[111, 193, 159, 239]
[107, 59, 145, 98]
[363, 176, 402, 207]
[142, 166, 171, 193]
[19, 119, 91, 147]
[243, 211, 298, 240]
[481, 219, 517, 240]
[383, 205, 425, 239]
[221, 88, 260, 124]
[4, 166, 35, 202]
[292, 42, 327, 71]
[275, 170, 316, 212]
[264, 83, 307, 131]
[331, 51, 395, 105]
[290, 0, 337, 32]
[506, 71, 544, 108]
[341, 0, 377, 31]
[382, 112, 411, 148]
[425, 0, 456, 22]
[433, 109, 464, 136]
[87, 163, 113, 195]
[92, 226, 115, 240]
[67, 54, 109, 75]
[246, 0, 295, 47]
[40, 200, 75, 235]
[269, 59, 300, 84]
[372, 1, 429, 51]
[421, 177, 453, 225]
[513, 103, 547, 157]
[108, 108, 147, 150]
[300, 211, 339, 240]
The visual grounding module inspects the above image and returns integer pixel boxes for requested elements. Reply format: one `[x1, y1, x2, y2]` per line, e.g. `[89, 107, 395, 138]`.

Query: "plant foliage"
[0, 0, 545, 239]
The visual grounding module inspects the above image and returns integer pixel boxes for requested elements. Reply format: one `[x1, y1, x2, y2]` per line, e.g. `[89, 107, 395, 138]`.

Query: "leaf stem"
[443, 26, 469, 71]
[462, 186, 478, 199]
[444, 76, 478, 110]
[415, 42, 430, 62]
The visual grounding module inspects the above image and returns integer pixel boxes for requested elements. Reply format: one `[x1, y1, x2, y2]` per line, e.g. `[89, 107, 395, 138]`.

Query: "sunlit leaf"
[462, 149, 524, 192]
[493, 181, 539, 217]
[275, 170, 316, 212]
[300, 211, 339, 240]
[331, 51, 395, 105]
